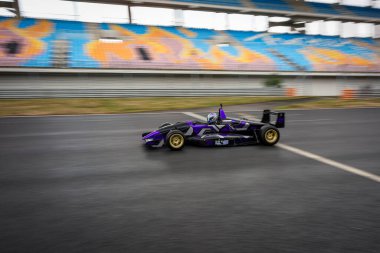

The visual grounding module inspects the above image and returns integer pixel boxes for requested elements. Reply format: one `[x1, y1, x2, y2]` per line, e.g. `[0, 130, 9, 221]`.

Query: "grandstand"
[0, 0, 380, 97]
[0, 16, 379, 72]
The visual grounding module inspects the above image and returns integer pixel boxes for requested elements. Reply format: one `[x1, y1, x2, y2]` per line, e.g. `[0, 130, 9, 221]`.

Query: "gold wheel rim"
[265, 129, 278, 143]
[169, 134, 184, 148]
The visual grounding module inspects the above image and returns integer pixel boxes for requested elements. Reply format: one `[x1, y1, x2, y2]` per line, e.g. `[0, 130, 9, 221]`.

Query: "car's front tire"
[166, 130, 185, 151]
[260, 125, 280, 146]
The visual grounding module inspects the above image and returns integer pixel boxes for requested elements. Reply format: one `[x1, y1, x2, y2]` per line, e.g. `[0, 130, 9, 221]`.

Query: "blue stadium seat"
[306, 2, 340, 15]
[251, 0, 293, 11]
[174, 0, 242, 7]
[344, 5, 380, 19]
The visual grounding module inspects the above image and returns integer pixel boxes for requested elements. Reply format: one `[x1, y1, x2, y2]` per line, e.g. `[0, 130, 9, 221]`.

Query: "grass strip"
[275, 98, 380, 110]
[0, 96, 305, 116]
[1, 97, 379, 116]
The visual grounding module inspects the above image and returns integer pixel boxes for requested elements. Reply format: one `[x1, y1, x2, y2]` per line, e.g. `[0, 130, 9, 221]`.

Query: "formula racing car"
[142, 104, 285, 151]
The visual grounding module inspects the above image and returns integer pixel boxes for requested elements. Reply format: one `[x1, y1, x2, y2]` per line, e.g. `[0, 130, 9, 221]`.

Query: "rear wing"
[261, 109, 285, 128]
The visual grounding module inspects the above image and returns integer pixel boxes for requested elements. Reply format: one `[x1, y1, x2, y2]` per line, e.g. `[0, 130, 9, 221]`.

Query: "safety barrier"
[341, 88, 380, 99]
[341, 89, 354, 99]
[0, 88, 285, 98]
[356, 89, 380, 98]
[286, 88, 297, 97]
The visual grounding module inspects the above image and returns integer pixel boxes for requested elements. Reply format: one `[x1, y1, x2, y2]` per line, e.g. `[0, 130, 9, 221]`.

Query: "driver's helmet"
[207, 113, 218, 124]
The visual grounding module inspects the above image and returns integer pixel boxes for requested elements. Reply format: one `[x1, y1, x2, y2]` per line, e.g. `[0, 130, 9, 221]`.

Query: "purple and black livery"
[142, 105, 285, 151]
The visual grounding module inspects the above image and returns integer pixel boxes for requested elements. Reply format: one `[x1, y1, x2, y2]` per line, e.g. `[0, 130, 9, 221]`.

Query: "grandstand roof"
[0, 0, 20, 17]
[64, 0, 380, 24]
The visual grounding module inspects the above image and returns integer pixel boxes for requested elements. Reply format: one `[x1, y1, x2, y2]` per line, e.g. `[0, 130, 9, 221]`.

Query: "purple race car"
[142, 104, 285, 151]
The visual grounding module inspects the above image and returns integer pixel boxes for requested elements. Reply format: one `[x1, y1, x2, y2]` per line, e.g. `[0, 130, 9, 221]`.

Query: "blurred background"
[0, 0, 379, 102]
[1, 1, 380, 253]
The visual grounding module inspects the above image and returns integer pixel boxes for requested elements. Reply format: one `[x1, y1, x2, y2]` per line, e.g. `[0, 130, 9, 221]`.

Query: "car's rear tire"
[260, 125, 280, 146]
[166, 130, 185, 151]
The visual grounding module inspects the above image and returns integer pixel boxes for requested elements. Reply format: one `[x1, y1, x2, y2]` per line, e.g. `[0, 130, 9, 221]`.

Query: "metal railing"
[356, 88, 380, 98]
[1, 60, 380, 73]
[0, 88, 285, 98]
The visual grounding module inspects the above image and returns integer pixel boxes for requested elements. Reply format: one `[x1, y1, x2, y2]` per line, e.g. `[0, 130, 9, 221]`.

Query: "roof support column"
[174, 9, 184, 26]
[375, 25, 380, 39]
[72, 1, 78, 21]
[128, 5, 132, 23]
[12, 0, 20, 18]
[225, 13, 229, 30]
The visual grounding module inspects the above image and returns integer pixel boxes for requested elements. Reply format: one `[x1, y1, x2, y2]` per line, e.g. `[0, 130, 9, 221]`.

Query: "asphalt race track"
[0, 108, 379, 253]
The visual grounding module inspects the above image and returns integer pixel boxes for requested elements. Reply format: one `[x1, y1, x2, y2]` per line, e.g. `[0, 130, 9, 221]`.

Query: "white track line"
[183, 112, 206, 121]
[277, 143, 380, 183]
[288, 119, 331, 122]
[239, 112, 331, 123]
[183, 112, 380, 184]
[238, 113, 260, 121]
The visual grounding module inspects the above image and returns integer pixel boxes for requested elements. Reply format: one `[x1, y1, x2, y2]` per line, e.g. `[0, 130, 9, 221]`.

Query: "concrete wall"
[0, 74, 379, 96]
